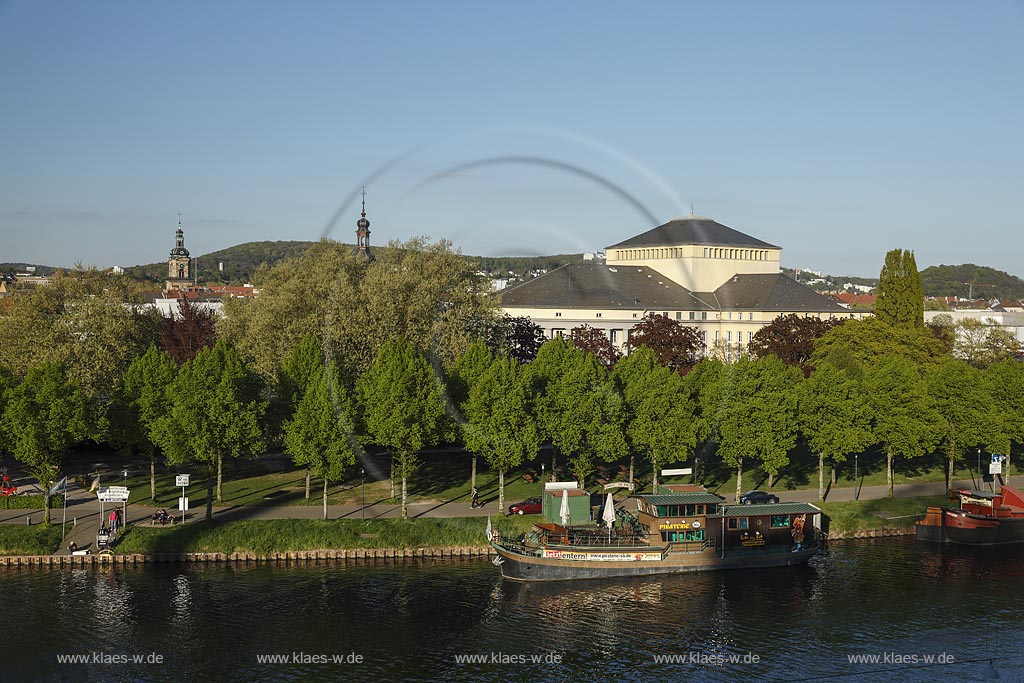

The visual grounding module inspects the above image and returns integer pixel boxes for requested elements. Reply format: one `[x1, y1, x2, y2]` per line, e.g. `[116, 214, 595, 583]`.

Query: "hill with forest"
[121, 240, 582, 285]
[919, 264, 1024, 300]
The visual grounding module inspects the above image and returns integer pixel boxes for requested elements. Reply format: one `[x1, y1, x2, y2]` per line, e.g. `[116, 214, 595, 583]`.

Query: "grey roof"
[713, 502, 821, 517]
[500, 263, 715, 310]
[707, 274, 849, 313]
[638, 493, 726, 506]
[608, 216, 779, 250]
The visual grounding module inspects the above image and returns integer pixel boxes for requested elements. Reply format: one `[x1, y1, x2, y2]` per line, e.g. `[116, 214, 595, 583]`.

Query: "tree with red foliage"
[499, 315, 546, 364]
[748, 313, 844, 373]
[625, 314, 704, 374]
[160, 297, 217, 365]
[570, 324, 621, 367]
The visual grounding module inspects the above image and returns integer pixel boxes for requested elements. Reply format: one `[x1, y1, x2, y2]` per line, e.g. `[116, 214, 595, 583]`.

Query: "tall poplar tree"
[875, 248, 924, 329]
[449, 339, 495, 491]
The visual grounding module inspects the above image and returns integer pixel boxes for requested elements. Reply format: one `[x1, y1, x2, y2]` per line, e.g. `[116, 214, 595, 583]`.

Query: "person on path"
[471, 487, 480, 509]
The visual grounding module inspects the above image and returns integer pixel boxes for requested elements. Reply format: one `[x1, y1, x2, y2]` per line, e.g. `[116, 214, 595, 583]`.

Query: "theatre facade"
[500, 215, 867, 358]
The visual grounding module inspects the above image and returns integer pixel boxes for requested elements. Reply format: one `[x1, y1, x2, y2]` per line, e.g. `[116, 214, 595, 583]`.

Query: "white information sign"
[97, 486, 130, 503]
[175, 474, 190, 487]
[989, 462, 1003, 475]
[178, 496, 189, 512]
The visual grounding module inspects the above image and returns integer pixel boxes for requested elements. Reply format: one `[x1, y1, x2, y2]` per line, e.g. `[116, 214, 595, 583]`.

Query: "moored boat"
[916, 484, 1024, 546]
[490, 487, 822, 581]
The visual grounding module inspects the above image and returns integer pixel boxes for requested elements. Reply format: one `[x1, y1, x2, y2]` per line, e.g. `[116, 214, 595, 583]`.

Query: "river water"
[4, 537, 1023, 682]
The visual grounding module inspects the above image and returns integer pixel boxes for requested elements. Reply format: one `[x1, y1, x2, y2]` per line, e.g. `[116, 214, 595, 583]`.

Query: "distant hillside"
[122, 241, 582, 285]
[920, 264, 1024, 300]
[125, 240, 317, 284]
[0, 263, 59, 276]
[780, 267, 877, 292]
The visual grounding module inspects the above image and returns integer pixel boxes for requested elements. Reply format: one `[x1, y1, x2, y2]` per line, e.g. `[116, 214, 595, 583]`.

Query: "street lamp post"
[360, 468, 365, 522]
[854, 454, 859, 501]
[541, 463, 545, 486]
[123, 470, 128, 530]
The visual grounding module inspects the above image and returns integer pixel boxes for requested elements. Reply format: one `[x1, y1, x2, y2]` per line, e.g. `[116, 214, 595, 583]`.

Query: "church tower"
[166, 214, 193, 290]
[355, 187, 374, 261]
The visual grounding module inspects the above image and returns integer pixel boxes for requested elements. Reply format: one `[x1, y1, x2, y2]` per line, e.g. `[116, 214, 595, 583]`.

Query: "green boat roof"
[638, 493, 726, 505]
[712, 502, 821, 517]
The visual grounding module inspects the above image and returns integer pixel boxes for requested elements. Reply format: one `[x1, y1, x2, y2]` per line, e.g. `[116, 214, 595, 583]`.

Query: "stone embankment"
[0, 546, 496, 568]
[825, 527, 915, 540]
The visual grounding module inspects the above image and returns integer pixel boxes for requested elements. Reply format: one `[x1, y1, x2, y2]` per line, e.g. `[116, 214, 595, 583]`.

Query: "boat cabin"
[634, 491, 821, 551]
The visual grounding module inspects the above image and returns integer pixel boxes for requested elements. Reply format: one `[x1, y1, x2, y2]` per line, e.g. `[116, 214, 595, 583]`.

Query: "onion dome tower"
[166, 213, 193, 290]
[355, 187, 374, 261]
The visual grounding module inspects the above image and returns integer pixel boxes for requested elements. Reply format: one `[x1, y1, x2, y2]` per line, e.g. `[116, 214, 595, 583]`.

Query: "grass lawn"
[114, 515, 536, 554]
[818, 494, 949, 534]
[0, 525, 63, 555]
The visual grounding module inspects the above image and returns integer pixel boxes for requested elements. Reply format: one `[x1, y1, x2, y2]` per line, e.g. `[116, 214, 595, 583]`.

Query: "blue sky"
[1, 1, 1022, 279]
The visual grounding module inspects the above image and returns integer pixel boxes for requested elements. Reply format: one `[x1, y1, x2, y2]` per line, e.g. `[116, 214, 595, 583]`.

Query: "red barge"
[916, 484, 1024, 545]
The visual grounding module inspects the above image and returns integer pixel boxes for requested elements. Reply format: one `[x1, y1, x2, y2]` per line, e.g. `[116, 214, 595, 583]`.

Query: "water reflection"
[2, 542, 1024, 682]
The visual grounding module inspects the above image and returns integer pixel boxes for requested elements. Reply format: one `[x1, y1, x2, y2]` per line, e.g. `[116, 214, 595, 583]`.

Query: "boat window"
[656, 505, 668, 517]
[696, 505, 704, 515]
[706, 504, 717, 514]
[684, 504, 696, 516]
[728, 518, 749, 530]
[771, 515, 790, 528]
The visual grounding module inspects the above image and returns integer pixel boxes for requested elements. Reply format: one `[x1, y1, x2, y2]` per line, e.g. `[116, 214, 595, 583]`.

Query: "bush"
[0, 494, 64, 510]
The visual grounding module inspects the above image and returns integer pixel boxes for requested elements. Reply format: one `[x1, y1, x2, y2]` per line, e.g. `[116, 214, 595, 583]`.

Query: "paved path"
[5, 472, 1022, 555]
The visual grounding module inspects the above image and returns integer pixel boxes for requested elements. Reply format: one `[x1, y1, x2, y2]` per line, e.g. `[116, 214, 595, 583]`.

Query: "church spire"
[355, 186, 374, 261]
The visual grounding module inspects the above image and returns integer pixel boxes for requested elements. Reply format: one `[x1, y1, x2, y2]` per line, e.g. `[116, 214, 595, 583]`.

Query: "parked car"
[739, 490, 779, 505]
[508, 497, 542, 515]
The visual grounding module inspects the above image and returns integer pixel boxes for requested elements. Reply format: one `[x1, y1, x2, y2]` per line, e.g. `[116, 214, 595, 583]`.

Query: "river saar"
[4, 537, 1023, 682]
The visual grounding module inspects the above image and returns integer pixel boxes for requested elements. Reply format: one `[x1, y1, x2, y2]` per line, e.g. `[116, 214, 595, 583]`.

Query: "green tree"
[811, 316, 946, 369]
[0, 269, 161, 438]
[1, 363, 89, 523]
[464, 357, 540, 511]
[954, 318, 1022, 368]
[536, 344, 627, 486]
[875, 249, 924, 329]
[926, 358, 986, 489]
[684, 357, 728, 485]
[448, 339, 495, 491]
[112, 345, 177, 500]
[982, 359, 1024, 475]
[277, 333, 331, 499]
[283, 362, 358, 519]
[613, 347, 697, 492]
[356, 339, 454, 518]
[715, 356, 802, 502]
[152, 341, 267, 520]
[799, 362, 873, 500]
[863, 355, 942, 496]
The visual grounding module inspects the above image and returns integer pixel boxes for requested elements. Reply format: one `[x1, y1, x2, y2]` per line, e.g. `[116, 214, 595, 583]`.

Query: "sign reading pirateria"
[97, 486, 130, 502]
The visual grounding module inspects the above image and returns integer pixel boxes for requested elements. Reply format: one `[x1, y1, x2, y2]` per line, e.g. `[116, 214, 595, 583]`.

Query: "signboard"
[603, 482, 635, 491]
[661, 468, 693, 477]
[544, 481, 580, 491]
[178, 497, 189, 512]
[175, 474, 190, 487]
[542, 550, 662, 562]
[989, 462, 1003, 475]
[97, 486, 130, 503]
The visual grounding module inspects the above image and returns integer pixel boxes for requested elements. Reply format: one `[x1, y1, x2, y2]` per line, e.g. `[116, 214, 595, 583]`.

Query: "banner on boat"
[542, 550, 661, 562]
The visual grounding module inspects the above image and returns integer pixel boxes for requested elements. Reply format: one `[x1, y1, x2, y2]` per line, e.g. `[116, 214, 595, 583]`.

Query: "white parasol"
[559, 489, 570, 527]
[602, 492, 617, 530]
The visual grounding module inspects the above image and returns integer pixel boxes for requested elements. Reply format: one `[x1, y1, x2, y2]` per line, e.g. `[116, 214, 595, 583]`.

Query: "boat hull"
[917, 509, 1024, 546]
[493, 544, 818, 582]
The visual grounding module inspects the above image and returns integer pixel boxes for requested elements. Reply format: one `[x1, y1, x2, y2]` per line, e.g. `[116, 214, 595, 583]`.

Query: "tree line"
[1, 245, 1023, 525]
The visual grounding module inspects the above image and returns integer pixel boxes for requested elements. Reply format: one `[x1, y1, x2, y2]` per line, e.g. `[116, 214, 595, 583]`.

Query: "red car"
[507, 497, 542, 515]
